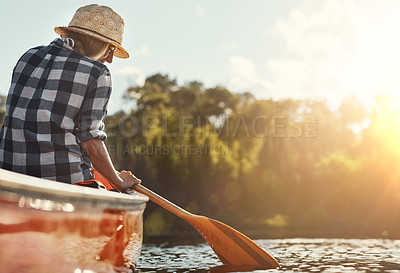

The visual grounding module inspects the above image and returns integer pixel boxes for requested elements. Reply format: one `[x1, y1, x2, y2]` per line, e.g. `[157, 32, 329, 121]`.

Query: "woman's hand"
[81, 138, 141, 191]
[118, 170, 141, 190]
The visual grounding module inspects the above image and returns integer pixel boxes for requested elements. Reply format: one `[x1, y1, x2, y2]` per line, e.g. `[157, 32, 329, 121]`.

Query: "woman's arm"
[80, 138, 141, 191]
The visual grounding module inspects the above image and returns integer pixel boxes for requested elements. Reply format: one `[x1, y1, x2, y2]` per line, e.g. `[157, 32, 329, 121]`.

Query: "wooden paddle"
[127, 184, 280, 268]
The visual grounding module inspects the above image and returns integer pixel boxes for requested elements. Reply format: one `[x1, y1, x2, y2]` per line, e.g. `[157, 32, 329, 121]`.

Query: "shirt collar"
[50, 38, 74, 51]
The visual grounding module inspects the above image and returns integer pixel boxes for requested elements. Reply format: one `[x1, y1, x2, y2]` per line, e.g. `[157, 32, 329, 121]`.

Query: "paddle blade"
[191, 216, 280, 268]
[129, 184, 280, 268]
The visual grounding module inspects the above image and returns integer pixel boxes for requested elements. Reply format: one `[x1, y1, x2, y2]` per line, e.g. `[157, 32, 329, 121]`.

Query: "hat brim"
[54, 26, 129, 59]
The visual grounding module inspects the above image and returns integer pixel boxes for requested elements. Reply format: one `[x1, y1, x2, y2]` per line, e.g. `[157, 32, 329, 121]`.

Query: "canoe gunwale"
[0, 169, 148, 211]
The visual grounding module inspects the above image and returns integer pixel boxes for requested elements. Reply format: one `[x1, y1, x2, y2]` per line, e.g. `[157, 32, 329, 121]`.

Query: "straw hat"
[54, 4, 129, 59]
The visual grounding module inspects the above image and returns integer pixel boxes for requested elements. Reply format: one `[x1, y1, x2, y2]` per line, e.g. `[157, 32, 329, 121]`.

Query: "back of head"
[62, 31, 108, 60]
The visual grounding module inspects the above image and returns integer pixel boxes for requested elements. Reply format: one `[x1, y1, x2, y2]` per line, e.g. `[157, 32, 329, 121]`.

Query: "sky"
[1, 0, 400, 114]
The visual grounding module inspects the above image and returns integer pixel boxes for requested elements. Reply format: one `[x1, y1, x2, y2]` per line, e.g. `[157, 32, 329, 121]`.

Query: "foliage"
[103, 74, 400, 238]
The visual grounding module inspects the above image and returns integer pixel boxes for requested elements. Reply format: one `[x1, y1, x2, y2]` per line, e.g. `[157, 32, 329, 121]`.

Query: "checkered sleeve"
[75, 68, 111, 143]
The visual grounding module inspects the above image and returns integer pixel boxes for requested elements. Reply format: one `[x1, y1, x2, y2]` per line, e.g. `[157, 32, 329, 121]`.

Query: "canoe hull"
[0, 169, 148, 273]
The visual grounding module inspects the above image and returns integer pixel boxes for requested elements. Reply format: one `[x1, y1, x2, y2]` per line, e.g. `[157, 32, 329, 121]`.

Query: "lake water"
[136, 238, 400, 273]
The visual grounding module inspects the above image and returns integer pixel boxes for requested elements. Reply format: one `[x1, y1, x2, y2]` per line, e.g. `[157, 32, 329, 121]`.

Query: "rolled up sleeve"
[75, 69, 111, 143]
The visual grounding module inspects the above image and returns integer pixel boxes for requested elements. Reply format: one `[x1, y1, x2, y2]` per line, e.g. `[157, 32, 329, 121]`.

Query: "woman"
[0, 4, 140, 191]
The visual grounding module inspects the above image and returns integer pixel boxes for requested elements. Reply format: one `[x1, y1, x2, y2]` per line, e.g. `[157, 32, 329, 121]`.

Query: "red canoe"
[0, 169, 148, 273]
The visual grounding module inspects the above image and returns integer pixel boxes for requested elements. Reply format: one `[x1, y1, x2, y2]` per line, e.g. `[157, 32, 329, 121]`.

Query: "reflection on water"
[136, 238, 400, 273]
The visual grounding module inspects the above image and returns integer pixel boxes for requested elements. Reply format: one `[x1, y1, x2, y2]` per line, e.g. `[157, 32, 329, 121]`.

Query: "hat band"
[68, 25, 122, 45]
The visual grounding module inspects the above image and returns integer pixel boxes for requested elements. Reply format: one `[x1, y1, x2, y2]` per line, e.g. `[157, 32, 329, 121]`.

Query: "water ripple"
[136, 238, 400, 273]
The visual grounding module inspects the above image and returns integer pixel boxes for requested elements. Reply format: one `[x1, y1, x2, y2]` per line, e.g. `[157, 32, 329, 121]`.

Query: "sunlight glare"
[342, 2, 400, 108]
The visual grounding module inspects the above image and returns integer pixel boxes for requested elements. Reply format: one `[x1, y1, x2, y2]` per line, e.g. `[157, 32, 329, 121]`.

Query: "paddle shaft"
[131, 184, 194, 220]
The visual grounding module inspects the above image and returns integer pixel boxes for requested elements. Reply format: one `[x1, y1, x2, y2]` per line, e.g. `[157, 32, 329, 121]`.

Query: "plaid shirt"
[0, 38, 111, 183]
